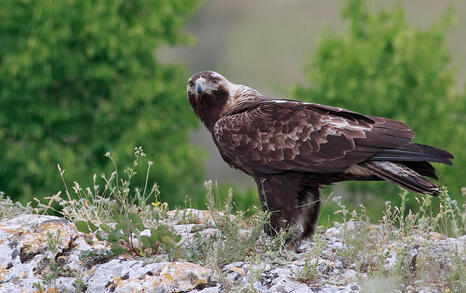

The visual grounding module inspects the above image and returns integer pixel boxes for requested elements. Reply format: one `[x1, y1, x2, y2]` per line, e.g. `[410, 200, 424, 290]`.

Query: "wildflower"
[332, 195, 343, 205]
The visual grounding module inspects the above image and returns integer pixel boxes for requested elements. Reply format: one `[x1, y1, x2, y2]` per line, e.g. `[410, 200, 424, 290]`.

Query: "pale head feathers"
[187, 70, 263, 118]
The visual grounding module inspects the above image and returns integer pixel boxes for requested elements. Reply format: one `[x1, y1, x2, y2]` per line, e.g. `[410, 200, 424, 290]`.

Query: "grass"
[32, 229, 86, 293]
[32, 230, 63, 292]
[296, 228, 327, 283]
[0, 191, 36, 219]
[329, 189, 466, 292]
[181, 180, 283, 284]
[0, 147, 464, 292]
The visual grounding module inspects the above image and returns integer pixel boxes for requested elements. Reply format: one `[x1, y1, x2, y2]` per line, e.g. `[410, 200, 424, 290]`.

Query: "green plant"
[77, 211, 181, 259]
[296, 228, 327, 283]
[36, 147, 160, 225]
[33, 230, 64, 292]
[183, 181, 269, 269]
[35, 147, 183, 263]
[0, 0, 204, 206]
[43, 230, 63, 287]
[0, 191, 35, 220]
[72, 271, 85, 292]
[293, 0, 466, 208]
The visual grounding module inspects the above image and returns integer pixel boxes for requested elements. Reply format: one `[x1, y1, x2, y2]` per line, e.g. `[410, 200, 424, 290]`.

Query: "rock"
[0, 212, 464, 292]
[87, 260, 212, 292]
[0, 214, 215, 292]
[0, 214, 79, 291]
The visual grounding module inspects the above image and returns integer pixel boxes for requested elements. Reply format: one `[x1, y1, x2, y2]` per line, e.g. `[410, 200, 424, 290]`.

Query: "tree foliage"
[0, 0, 204, 204]
[294, 0, 465, 199]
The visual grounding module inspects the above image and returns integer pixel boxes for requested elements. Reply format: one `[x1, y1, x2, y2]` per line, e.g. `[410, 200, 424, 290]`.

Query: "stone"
[0, 211, 464, 292]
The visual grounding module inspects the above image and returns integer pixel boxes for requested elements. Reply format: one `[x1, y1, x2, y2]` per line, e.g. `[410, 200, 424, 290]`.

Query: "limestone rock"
[0, 212, 464, 292]
[86, 260, 212, 292]
[0, 214, 214, 292]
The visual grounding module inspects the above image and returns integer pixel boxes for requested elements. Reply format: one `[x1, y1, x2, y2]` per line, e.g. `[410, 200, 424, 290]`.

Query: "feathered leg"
[256, 173, 321, 239]
[297, 185, 321, 238]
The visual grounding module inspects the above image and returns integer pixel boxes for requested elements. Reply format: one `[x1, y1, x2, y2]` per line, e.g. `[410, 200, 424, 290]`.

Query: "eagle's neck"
[221, 84, 266, 117]
[194, 97, 228, 133]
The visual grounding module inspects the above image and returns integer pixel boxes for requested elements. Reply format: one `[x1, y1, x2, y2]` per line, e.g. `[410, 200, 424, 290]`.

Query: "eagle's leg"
[256, 174, 321, 240]
[297, 185, 321, 238]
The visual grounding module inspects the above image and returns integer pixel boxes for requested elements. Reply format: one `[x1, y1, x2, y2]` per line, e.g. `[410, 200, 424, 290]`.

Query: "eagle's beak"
[196, 79, 207, 94]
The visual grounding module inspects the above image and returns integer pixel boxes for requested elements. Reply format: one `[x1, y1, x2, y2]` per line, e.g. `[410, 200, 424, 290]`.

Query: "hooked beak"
[196, 79, 207, 94]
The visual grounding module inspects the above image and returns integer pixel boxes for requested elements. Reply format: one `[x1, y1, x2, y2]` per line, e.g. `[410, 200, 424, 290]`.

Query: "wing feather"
[213, 100, 415, 174]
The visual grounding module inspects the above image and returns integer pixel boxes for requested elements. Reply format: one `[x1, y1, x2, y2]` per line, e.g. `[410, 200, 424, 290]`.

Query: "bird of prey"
[187, 71, 453, 239]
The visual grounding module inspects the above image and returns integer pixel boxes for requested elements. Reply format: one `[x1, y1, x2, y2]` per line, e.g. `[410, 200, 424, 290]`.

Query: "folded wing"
[213, 100, 452, 177]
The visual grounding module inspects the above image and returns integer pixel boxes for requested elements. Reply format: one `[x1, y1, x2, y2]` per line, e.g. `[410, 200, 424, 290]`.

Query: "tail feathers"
[362, 161, 440, 195]
[370, 143, 454, 165]
[400, 161, 437, 180]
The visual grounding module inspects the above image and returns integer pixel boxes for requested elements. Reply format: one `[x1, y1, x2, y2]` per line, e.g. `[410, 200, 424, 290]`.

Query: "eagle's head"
[187, 71, 230, 107]
[187, 71, 262, 131]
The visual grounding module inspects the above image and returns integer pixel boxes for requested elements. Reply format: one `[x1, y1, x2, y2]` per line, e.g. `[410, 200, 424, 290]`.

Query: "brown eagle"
[187, 71, 453, 239]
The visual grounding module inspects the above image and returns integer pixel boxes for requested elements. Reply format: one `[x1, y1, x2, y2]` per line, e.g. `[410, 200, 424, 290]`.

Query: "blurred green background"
[1, 0, 464, 224]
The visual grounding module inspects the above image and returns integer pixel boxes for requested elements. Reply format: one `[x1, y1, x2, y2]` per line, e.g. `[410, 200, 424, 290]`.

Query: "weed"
[76, 211, 181, 260]
[72, 270, 86, 292]
[34, 147, 182, 262]
[183, 181, 270, 269]
[0, 191, 35, 220]
[200, 182, 261, 266]
[32, 230, 64, 292]
[36, 147, 160, 227]
[296, 228, 327, 283]
[332, 188, 465, 291]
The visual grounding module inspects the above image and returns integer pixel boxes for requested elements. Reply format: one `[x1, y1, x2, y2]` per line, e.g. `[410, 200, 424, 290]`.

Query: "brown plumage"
[187, 71, 454, 239]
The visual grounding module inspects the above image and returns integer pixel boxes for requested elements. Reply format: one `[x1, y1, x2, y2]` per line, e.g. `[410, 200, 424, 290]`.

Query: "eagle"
[187, 70, 453, 239]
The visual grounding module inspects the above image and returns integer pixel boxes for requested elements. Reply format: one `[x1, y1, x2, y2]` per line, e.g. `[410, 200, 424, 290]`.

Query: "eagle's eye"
[188, 81, 195, 89]
[211, 78, 220, 85]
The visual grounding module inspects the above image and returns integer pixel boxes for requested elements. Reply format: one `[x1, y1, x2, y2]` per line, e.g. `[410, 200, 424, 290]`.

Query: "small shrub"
[37, 147, 183, 261]
[183, 181, 268, 269]
[77, 212, 181, 259]
[37, 147, 160, 225]
[0, 0, 204, 206]
[33, 230, 65, 292]
[0, 191, 35, 220]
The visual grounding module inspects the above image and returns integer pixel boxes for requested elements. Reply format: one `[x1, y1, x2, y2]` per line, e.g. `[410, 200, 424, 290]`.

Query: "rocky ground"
[0, 210, 464, 292]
